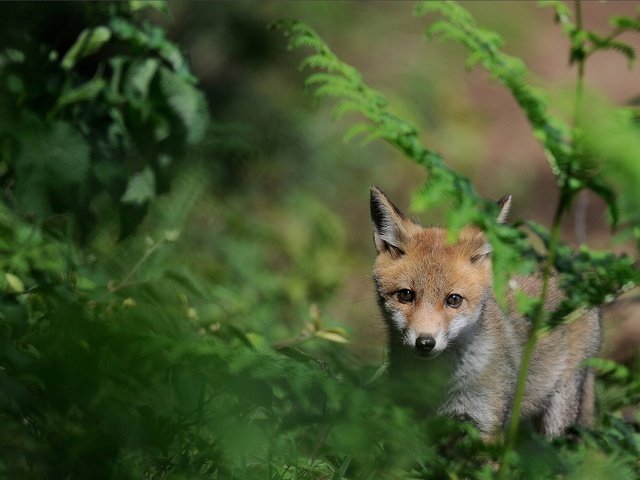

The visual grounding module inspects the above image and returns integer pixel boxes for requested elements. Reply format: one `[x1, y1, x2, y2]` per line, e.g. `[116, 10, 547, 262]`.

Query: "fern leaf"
[274, 21, 453, 178]
[538, 0, 574, 35]
[610, 15, 640, 33]
[414, 0, 474, 24]
[330, 100, 370, 120]
[361, 129, 387, 145]
[415, 0, 573, 187]
[304, 72, 345, 86]
[587, 32, 636, 67]
[342, 123, 373, 143]
[603, 40, 635, 66]
[299, 54, 341, 73]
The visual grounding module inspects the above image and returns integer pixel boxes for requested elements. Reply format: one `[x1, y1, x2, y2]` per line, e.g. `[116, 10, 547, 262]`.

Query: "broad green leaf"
[159, 67, 209, 143]
[125, 58, 159, 99]
[121, 167, 156, 205]
[61, 26, 111, 70]
[55, 75, 107, 109]
[14, 120, 90, 216]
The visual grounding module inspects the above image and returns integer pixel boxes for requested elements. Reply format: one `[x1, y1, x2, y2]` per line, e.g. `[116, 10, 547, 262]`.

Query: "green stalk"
[573, 0, 585, 131]
[500, 0, 585, 474]
[502, 197, 565, 456]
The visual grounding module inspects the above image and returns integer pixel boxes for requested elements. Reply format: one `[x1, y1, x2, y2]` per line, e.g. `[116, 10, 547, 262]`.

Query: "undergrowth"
[0, 1, 639, 479]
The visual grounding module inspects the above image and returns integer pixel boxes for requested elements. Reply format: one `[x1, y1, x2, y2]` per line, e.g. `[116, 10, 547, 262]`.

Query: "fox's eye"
[446, 293, 463, 308]
[396, 289, 415, 303]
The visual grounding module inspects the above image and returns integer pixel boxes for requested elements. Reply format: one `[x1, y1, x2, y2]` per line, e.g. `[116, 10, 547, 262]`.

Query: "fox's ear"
[496, 194, 512, 224]
[370, 186, 408, 257]
[470, 239, 492, 264]
[462, 228, 493, 264]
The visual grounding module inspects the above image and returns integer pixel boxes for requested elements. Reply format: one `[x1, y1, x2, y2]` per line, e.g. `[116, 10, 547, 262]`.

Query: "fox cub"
[370, 186, 601, 439]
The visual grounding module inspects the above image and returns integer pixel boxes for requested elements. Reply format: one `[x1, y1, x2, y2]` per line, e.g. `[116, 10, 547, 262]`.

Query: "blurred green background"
[151, 0, 640, 359]
[1, 1, 640, 478]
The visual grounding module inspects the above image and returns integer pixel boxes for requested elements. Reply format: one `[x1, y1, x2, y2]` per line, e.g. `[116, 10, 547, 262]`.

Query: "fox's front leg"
[438, 390, 506, 441]
[540, 368, 592, 437]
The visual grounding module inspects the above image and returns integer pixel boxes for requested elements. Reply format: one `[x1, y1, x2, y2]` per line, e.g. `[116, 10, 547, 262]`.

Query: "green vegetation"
[1, 1, 639, 478]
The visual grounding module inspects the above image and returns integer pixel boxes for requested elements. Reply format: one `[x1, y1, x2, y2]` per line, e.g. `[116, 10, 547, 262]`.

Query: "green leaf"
[332, 455, 353, 480]
[125, 58, 160, 100]
[315, 331, 349, 344]
[13, 120, 90, 217]
[61, 26, 112, 70]
[159, 67, 209, 143]
[55, 75, 107, 110]
[129, 0, 169, 14]
[587, 32, 636, 67]
[275, 346, 317, 363]
[610, 15, 640, 33]
[5, 272, 24, 293]
[121, 167, 156, 205]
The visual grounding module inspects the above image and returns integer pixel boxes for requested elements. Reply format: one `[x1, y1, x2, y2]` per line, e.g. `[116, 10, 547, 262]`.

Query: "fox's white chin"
[411, 348, 444, 360]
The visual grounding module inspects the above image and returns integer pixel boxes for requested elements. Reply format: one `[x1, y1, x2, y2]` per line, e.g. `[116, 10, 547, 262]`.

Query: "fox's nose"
[415, 335, 436, 353]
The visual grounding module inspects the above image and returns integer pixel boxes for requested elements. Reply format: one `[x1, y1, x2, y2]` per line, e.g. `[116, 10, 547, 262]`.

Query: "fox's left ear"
[497, 194, 512, 224]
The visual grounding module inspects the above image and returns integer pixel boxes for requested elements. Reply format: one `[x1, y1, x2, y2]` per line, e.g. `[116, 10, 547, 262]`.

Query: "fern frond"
[414, 1, 475, 24]
[342, 123, 373, 143]
[538, 0, 574, 35]
[600, 40, 635, 66]
[361, 129, 387, 145]
[299, 54, 343, 73]
[330, 101, 371, 121]
[415, 0, 573, 188]
[587, 32, 636, 67]
[610, 15, 640, 33]
[304, 72, 347, 86]
[273, 19, 486, 212]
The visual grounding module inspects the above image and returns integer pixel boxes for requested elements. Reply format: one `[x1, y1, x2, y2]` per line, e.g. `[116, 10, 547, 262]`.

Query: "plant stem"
[573, 0, 585, 131]
[573, 0, 588, 244]
[500, 1, 584, 474]
[502, 197, 565, 456]
[94, 238, 166, 302]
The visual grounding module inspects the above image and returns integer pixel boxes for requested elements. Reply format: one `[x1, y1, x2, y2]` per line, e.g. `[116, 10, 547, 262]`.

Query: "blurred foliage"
[0, 1, 639, 479]
[0, 1, 208, 240]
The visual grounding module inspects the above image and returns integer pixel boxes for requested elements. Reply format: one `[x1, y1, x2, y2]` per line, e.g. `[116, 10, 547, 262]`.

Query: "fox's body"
[370, 187, 601, 438]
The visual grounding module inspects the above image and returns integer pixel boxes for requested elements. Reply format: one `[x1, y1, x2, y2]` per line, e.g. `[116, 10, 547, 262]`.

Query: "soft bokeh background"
[3, 2, 640, 477]
[148, 0, 640, 360]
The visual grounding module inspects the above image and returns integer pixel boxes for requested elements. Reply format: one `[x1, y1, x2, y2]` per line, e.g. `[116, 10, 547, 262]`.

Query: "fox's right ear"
[370, 186, 408, 257]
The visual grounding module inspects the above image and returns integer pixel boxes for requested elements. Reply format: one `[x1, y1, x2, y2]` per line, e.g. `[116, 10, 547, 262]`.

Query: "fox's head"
[370, 186, 511, 358]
